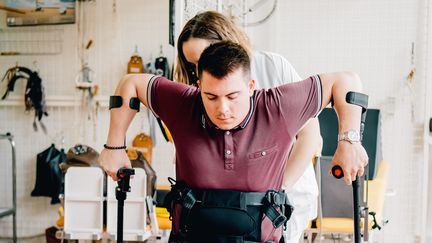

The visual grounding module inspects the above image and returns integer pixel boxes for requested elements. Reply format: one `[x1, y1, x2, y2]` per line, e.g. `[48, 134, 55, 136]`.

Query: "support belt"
[178, 188, 293, 233]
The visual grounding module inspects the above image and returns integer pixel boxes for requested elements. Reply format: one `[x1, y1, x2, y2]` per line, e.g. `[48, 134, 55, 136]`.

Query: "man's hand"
[98, 149, 132, 181]
[331, 141, 369, 185]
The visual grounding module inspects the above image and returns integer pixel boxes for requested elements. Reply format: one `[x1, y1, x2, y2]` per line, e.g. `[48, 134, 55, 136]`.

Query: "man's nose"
[217, 99, 230, 114]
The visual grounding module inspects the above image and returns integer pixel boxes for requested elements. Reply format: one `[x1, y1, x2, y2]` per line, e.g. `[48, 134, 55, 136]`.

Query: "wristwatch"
[338, 129, 360, 144]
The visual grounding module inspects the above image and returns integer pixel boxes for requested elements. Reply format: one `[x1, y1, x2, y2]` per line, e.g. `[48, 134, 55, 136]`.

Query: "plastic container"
[64, 167, 104, 240]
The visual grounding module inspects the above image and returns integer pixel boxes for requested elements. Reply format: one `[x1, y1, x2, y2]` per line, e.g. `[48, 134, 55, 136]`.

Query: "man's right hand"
[98, 149, 132, 181]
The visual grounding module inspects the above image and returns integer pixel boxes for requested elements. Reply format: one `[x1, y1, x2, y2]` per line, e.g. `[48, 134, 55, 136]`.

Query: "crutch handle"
[117, 168, 135, 191]
[332, 165, 344, 179]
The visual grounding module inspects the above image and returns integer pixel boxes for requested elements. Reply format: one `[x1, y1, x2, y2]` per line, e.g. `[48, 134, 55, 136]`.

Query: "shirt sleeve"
[146, 76, 198, 123]
[272, 75, 322, 136]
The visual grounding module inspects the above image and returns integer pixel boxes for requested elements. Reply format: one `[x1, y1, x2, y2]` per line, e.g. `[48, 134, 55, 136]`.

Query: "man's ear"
[248, 79, 255, 96]
[197, 80, 201, 88]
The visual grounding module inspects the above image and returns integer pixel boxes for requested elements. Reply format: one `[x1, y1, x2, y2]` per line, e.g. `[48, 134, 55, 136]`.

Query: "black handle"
[117, 168, 135, 192]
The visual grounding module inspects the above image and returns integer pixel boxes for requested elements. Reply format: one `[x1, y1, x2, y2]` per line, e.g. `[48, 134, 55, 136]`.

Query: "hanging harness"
[1, 66, 48, 133]
[164, 178, 293, 243]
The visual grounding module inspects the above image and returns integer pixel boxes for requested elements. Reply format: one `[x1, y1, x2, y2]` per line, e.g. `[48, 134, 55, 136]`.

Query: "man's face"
[199, 68, 255, 130]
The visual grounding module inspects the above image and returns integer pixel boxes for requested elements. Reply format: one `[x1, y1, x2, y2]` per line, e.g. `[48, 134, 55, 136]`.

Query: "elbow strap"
[109, 96, 140, 112]
[129, 97, 140, 112]
[109, 96, 122, 110]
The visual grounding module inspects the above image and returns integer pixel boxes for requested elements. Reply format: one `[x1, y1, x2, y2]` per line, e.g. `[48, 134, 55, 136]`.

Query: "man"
[99, 41, 368, 243]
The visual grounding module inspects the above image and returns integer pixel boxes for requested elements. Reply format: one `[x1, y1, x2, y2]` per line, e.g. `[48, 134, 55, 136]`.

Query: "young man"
[99, 41, 368, 243]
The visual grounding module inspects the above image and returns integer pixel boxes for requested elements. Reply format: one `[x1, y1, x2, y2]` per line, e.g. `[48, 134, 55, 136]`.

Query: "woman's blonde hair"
[174, 11, 251, 85]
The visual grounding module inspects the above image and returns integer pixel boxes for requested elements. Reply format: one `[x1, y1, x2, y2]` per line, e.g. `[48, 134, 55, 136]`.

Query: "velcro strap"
[262, 190, 291, 229]
[264, 203, 287, 228]
[129, 97, 140, 112]
[109, 96, 122, 110]
[244, 192, 267, 206]
[180, 189, 197, 233]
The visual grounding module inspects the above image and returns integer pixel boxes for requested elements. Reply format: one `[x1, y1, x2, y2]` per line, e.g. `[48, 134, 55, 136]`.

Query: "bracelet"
[103, 144, 127, 150]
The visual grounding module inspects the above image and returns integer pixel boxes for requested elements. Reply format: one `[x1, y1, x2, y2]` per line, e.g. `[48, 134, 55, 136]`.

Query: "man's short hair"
[198, 41, 251, 80]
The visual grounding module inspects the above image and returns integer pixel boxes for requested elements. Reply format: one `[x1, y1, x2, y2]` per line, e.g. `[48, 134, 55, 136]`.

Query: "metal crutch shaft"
[116, 168, 135, 243]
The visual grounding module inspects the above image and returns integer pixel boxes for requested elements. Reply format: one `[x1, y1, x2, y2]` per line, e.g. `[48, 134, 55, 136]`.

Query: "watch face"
[347, 130, 358, 141]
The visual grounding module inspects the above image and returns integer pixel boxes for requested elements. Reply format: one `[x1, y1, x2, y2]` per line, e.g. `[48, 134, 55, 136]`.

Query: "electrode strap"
[109, 96, 140, 112]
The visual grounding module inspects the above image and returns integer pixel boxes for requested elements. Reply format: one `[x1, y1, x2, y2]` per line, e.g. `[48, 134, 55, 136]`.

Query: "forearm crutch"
[331, 91, 368, 243]
[116, 168, 135, 243]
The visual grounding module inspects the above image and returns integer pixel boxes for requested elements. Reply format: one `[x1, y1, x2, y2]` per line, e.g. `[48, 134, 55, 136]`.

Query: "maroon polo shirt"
[147, 75, 322, 241]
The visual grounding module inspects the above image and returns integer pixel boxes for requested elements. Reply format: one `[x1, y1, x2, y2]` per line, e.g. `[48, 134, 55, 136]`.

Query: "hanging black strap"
[156, 118, 170, 142]
[262, 190, 293, 229]
[180, 189, 198, 234]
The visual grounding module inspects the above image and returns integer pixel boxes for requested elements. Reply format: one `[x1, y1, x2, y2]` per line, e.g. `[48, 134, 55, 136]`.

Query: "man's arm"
[319, 72, 369, 185]
[99, 73, 154, 180]
[282, 118, 321, 190]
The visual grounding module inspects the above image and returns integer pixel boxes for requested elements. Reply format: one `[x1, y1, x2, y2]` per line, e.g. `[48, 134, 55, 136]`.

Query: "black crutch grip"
[117, 168, 135, 191]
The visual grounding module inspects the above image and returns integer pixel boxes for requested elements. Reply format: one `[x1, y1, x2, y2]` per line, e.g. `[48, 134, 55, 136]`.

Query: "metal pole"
[115, 168, 134, 243]
[117, 198, 124, 243]
[8, 133, 17, 243]
[352, 177, 361, 243]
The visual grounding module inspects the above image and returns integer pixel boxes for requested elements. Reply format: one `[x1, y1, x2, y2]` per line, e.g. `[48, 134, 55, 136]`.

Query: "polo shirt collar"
[201, 96, 255, 130]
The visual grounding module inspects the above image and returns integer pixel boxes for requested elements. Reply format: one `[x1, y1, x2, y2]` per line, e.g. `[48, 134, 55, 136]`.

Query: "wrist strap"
[104, 144, 126, 150]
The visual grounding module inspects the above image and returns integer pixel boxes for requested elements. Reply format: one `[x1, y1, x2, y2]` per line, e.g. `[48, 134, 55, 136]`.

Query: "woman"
[174, 11, 322, 243]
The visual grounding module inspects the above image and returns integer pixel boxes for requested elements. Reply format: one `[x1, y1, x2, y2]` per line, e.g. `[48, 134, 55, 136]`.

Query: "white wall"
[0, 0, 175, 241]
[1, 1, 431, 242]
[245, 0, 427, 242]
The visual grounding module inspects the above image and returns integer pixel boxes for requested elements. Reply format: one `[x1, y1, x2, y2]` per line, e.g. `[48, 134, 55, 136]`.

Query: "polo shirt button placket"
[224, 130, 234, 170]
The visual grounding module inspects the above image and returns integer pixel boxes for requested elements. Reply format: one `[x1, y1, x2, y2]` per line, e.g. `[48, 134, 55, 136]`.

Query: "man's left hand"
[331, 141, 369, 185]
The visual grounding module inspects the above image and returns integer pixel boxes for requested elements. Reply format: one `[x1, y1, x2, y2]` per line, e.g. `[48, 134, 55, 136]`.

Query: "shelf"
[0, 95, 109, 107]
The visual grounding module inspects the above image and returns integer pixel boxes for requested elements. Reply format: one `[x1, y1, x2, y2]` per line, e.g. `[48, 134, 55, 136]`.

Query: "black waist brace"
[164, 178, 293, 243]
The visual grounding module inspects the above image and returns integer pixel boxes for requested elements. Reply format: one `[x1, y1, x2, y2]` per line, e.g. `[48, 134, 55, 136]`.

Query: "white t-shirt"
[251, 50, 319, 239]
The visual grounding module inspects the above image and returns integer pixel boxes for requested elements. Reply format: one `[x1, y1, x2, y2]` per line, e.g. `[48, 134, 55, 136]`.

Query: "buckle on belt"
[265, 190, 280, 204]
[272, 214, 287, 228]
